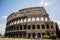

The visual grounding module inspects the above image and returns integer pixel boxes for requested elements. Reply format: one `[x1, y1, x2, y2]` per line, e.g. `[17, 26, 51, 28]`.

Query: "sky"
[0, 0, 60, 35]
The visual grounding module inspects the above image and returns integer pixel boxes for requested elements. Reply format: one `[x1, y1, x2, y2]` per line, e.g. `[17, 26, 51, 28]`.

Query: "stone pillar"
[44, 24, 46, 30]
[22, 32, 23, 38]
[39, 17, 41, 21]
[15, 34, 16, 38]
[47, 17, 50, 22]
[35, 25, 37, 30]
[36, 33, 37, 39]
[18, 33, 19, 38]
[41, 33, 43, 40]
[16, 20, 17, 24]
[19, 19, 21, 23]
[31, 25, 32, 30]
[26, 33, 28, 38]
[49, 25, 51, 29]
[40, 24, 42, 30]
[43, 17, 45, 21]
[22, 24, 23, 30]
[31, 33, 32, 39]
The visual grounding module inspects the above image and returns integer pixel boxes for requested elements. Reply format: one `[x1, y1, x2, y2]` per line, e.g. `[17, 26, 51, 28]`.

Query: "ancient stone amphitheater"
[5, 7, 56, 39]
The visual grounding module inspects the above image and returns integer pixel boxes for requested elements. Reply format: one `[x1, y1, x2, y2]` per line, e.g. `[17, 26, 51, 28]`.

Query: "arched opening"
[45, 17, 48, 21]
[28, 33, 31, 38]
[37, 33, 41, 38]
[41, 17, 44, 21]
[51, 25, 53, 29]
[32, 18, 35, 21]
[28, 25, 31, 29]
[20, 25, 22, 30]
[32, 25, 35, 30]
[47, 33, 50, 36]
[32, 33, 36, 38]
[42, 33, 45, 36]
[23, 33, 26, 38]
[17, 20, 19, 23]
[27, 18, 31, 22]
[17, 27, 19, 30]
[37, 25, 40, 29]
[14, 21, 16, 24]
[42, 24, 45, 29]
[14, 27, 15, 30]
[46, 24, 49, 29]
[20, 19, 23, 23]
[36, 17, 40, 21]
[19, 33, 22, 38]
[24, 18, 26, 22]
[24, 25, 26, 30]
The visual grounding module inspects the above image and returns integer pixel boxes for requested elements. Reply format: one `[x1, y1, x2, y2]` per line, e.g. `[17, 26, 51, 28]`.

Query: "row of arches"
[5, 32, 54, 38]
[6, 24, 54, 32]
[8, 17, 48, 25]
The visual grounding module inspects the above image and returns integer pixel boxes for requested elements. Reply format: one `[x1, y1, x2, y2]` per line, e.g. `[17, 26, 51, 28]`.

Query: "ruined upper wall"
[7, 7, 49, 21]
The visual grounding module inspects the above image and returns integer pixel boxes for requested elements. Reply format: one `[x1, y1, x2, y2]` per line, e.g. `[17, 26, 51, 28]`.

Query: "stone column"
[26, 33, 28, 38]
[31, 33, 32, 39]
[22, 32, 23, 38]
[40, 24, 42, 30]
[41, 33, 43, 40]
[31, 25, 32, 30]
[47, 17, 50, 22]
[22, 24, 23, 30]
[35, 33, 37, 39]
[43, 17, 45, 21]
[16, 20, 17, 24]
[39, 17, 41, 21]
[44, 24, 46, 30]
[35, 25, 37, 30]
[49, 25, 51, 30]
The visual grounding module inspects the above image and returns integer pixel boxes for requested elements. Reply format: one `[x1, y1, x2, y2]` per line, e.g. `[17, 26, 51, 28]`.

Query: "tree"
[55, 23, 60, 38]
[0, 33, 2, 36]
[49, 34, 57, 40]
[43, 35, 49, 39]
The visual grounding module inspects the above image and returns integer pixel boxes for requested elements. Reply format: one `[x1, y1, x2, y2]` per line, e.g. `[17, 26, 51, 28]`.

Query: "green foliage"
[0, 33, 2, 36]
[49, 34, 57, 39]
[43, 35, 49, 39]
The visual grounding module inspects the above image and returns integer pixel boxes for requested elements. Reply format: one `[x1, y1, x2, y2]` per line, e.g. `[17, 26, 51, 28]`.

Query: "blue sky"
[0, 0, 60, 35]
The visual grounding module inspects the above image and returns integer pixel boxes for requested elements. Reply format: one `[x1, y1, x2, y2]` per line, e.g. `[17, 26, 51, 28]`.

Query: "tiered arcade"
[5, 7, 56, 39]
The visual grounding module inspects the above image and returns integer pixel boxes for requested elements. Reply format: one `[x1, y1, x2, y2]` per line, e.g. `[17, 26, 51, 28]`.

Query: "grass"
[0, 38, 59, 40]
[0, 38, 30, 40]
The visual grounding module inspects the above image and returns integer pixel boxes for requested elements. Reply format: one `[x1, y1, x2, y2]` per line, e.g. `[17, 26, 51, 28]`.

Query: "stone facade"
[5, 7, 56, 39]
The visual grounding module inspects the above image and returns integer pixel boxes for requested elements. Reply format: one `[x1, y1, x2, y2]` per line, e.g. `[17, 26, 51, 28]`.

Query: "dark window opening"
[17, 27, 19, 30]
[28, 33, 31, 38]
[47, 33, 50, 36]
[23, 33, 26, 38]
[24, 25, 26, 30]
[28, 25, 31, 29]
[37, 25, 40, 29]
[32, 33, 36, 38]
[37, 33, 41, 38]
[28, 11, 30, 13]
[51, 25, 53, 29]
[42, 33, 45, 36]
[46, 24, 49, 29]
[32, 25, 35, 30]
[20, 25, 22, 30]
[42, 25, 45, 29]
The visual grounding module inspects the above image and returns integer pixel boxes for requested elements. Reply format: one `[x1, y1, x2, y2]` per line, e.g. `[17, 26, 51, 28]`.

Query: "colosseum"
[5, 7, 57, 39]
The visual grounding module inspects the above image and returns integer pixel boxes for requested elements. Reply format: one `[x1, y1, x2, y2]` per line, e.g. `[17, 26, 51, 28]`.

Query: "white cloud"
[1, 16, 7, 19]
[44, 2, 49, 6]
[40, 0, 50, 6]
[40, 0, 44, 5]
[0, 23, 6, 35]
